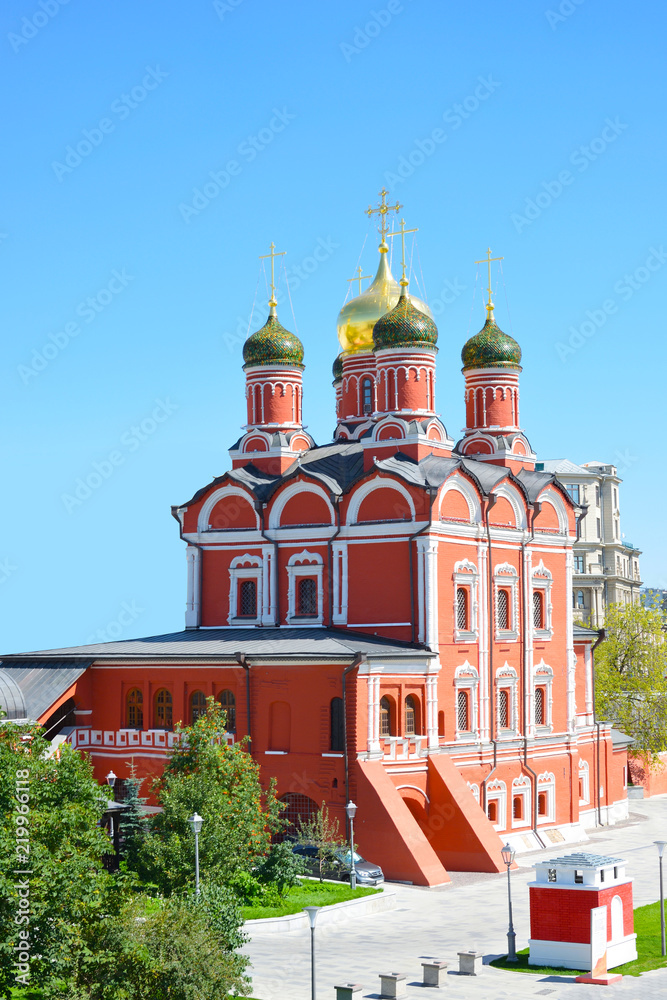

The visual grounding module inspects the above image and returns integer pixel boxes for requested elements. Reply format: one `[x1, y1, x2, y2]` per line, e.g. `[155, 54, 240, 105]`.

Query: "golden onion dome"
[337, 243, 433, 354]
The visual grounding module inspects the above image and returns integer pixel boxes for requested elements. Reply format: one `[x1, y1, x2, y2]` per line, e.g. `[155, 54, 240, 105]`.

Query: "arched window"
[456, 587, 468, 630]
[457, 690, 469, 732]
[438, 710, 445, 737]
[497, 589, 509, 630]
[380, 697, 392, 737]
[538, 792, 547, 816]
[513, 796, 523, 820]
[535, 686, 545, 726]
[278, 793, 318, 839]
[190, 690, 207, 723]
[575, 589, 585, 608]
[362, 377, 373, 415]
[405, 695, 417, 736]
[126, 688, 143, 729]
[239, 579, 257, 617]
[487, 800, 497, 823]
[154, 688, 172, 730]
[532, 591, 544, 629]
[297, 577, 317, 616]
[498, 689, 509, 729]
[218, 689, 236, 733]
[330, 697, 344, 752]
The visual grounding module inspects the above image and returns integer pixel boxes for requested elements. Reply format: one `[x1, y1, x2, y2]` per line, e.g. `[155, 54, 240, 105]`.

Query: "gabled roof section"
[539, 459, 589, 475]
[516, 468, 576, 508]
[0, 661, 91, 720]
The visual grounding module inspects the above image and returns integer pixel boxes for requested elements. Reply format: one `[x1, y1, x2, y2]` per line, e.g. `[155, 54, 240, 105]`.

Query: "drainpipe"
[481, 494, 498, 813]
[521, 501, 541, 837]
[409, 484, 439, 646]
[256, 501, 279, 625]
[327, 496, 342, 626]
[342, 652, 366, 818]
[591, 628, 606, 827]
[235, 651, 251, 747]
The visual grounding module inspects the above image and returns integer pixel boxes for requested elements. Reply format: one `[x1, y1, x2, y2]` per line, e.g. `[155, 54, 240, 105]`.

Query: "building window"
[456, 587, 468, 630]
[405, 695, 417, 736]
[535, 686, 545, 726]
[190, 690, 207, 723]
[595, 485, 600, 506]
[566, 484, 580, 503]
[548, 868, 557, 882]
[297, 577, 318, 616]
[497, 589, 510, 630]
[597, 517, 601, 538]
[438, 710, 445, 737]
[532, 591, 544, 629]
[380, 697, 392, 737]
[218, 689, 236, 732]
[239, 579, 257, 617]
[574, 555, 585, 573]
[498, 689, 509, 729]
[361, 377, 373, 415]
[487, 801, 497, 823]
[513, 796, 523, 820]
[457, 690, 469, 732]
[575, 589, 585, 609]
[330, 697, 344, 752]
[154, 688, 172, 730]
[538, 792, 547, 816]
[574, 870, 583, 884]
[126, 688, 143, 729]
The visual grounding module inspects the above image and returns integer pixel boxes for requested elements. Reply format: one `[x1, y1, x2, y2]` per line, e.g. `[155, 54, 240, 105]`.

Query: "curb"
[245, 887, 397, 934]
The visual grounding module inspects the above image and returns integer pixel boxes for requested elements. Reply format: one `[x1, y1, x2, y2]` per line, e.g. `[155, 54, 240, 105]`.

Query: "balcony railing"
[67, 728, 235, 753]
[381, 734, 427, 761]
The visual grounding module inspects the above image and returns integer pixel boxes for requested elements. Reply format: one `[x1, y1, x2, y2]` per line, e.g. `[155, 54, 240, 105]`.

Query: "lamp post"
[187, 812, 204, 897]
[501, 842, 517, 963]
[106, 770, 117, 844]
[346, 801, 357, 890]
[655, 841, 667, 957]
[303, 906, 319, 1000]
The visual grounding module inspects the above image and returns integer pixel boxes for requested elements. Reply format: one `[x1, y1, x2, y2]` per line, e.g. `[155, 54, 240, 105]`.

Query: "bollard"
[334, 983, 363, 1000]
[421, 959, 448, 987]
[457, 950, 483, 976]
[378, 971, 407, 998]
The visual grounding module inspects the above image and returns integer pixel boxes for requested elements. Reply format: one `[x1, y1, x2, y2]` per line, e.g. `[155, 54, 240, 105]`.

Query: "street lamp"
[655, 841, 667, 956]
[106, 771, 117, 843]
[500, 842, 517, 963]
[187, 812, 204, 897]
[346, 801, 358, 890]
[106, 770, 117, 798]
[303, 906, 319, 1000]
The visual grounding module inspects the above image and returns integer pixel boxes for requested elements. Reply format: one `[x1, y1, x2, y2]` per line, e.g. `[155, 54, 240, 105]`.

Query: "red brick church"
[0, 194, 630, 885]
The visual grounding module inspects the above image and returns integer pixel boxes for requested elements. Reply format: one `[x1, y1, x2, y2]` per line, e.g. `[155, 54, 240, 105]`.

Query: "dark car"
[292, 843, 384, 886]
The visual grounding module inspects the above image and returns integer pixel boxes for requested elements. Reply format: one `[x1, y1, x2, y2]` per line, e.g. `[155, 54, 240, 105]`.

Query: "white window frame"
[511, 775, 531, 829]
[532, 561, 553, 639]
[453, 560, 479, 642]
[286, 550, 324, 624]
[467, 781, 480, 805]
[494, 563, 519, 641]
[454, 663, 479, 741]
[495, 664, 519, 736]
[228, 553, 263, 625]
[486, 778, 507, 831]
[578, 759, 590, 805]
[537, 771, 556, 824]
[533, 660, 554, 734]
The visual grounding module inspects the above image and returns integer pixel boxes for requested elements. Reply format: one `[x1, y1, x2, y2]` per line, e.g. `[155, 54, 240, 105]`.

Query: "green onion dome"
[332, 353, 344, 382]
[243, 310, 304, 369]
[372, 294, 438, 351]
[461, 316, 521, 371]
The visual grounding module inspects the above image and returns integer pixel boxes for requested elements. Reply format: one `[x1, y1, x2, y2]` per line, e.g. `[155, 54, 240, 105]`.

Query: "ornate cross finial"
[365, 188, 402, 243]
[475, 246, 504, 320]
[347, 265, 372, 295]
[387, 218, 418, 289]
[259, 241, 286, 308]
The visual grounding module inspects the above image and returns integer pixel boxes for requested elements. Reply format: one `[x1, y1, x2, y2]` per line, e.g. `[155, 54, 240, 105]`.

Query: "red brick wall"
[530, 880, 634, 942]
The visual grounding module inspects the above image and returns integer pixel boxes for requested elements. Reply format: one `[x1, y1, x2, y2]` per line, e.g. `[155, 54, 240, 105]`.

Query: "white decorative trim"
[467, 781, 480, 804]
[228, 552, 263, 625]
[486, 778, 507, 831]
[490, 483, 527, 529]
[511, 774, 532, 828]
[533, 659, 554, 733]
[332, 541, 348, 625]
[578, 758, 590, 805]
[453, 559, 479, 641]
[396, 784, 430, 804]
[269, 482, 335, 530]
[346, 478, 416, 525]
[495, 663, 519, 735]
[535, 487, 569, 534]
[286, 550, 324, 623]
[199, 485, 260, 533]
[455, 662, 479, 740]
[493, 561, 519, 641]
[532, 560, 554, 639]
[185, 545, 201, 628]
[537, 770, 556, 824]
[438, 475, 481, 523]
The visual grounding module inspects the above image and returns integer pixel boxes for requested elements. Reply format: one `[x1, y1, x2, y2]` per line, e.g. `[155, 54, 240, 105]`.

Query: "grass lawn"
[491, 899, 667, 978]
[242, 878, 380, 920]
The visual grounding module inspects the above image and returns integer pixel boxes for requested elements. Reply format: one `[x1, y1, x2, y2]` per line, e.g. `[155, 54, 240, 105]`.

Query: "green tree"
[137, 697, 282, 894]
[118, 763, 148, 871]
[595, 602, 667, 762]
[295, 802, 343, 882]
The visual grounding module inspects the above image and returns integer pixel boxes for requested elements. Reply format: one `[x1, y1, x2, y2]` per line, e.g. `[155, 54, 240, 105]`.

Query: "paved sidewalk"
[243, 796, 667, 999]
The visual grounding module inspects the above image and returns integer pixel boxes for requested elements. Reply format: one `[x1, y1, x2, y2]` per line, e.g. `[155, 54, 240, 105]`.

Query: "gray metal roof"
[0, 661, 91, 720]
[546, 851, 624, 868]
[611, 728, 635, 749]
[573, 623, 603, 640]
[0, 668, 28, 720]
[539, 459, 589, 475]
[1, 628, 430, 662]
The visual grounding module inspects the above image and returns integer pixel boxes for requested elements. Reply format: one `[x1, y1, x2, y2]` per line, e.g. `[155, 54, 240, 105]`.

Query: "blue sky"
[2, 0, 665, 653]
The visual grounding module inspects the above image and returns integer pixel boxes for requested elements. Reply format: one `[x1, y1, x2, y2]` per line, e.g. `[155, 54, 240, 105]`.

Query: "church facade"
[0, 198, 629, 885]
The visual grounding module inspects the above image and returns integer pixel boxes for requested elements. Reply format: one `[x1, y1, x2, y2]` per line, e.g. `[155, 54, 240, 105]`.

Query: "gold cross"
[365, 188, 402, 242]
[347, 265, 372, 294]
[475, 247, 504, 317]
[259, 241, 286, 306]
[387, 218, 418, 288]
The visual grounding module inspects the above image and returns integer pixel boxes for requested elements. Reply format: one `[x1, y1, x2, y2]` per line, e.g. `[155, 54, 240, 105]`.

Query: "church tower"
[455, 248, 535, 471]
[230, 243, 314, 473]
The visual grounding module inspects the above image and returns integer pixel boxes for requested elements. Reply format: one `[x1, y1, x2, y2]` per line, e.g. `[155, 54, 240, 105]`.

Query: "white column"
[565, 547, 577, 733]
[332, 543, 348, 624]
[584, 644, 594, 723]
[523, 547, 534, 737]
[477, 541, 489, 741]
[417, 541, 426, 643]
[423, 538, 439, 650]
[185, 545, 201, 628]
[426, 671, 439, 749]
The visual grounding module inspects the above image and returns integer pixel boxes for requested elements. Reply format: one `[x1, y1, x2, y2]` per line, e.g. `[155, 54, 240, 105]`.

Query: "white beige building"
[537, 460, 642, 625]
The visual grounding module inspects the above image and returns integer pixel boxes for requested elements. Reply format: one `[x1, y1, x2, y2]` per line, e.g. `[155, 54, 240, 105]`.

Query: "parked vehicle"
[291, 843, 384, 885]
